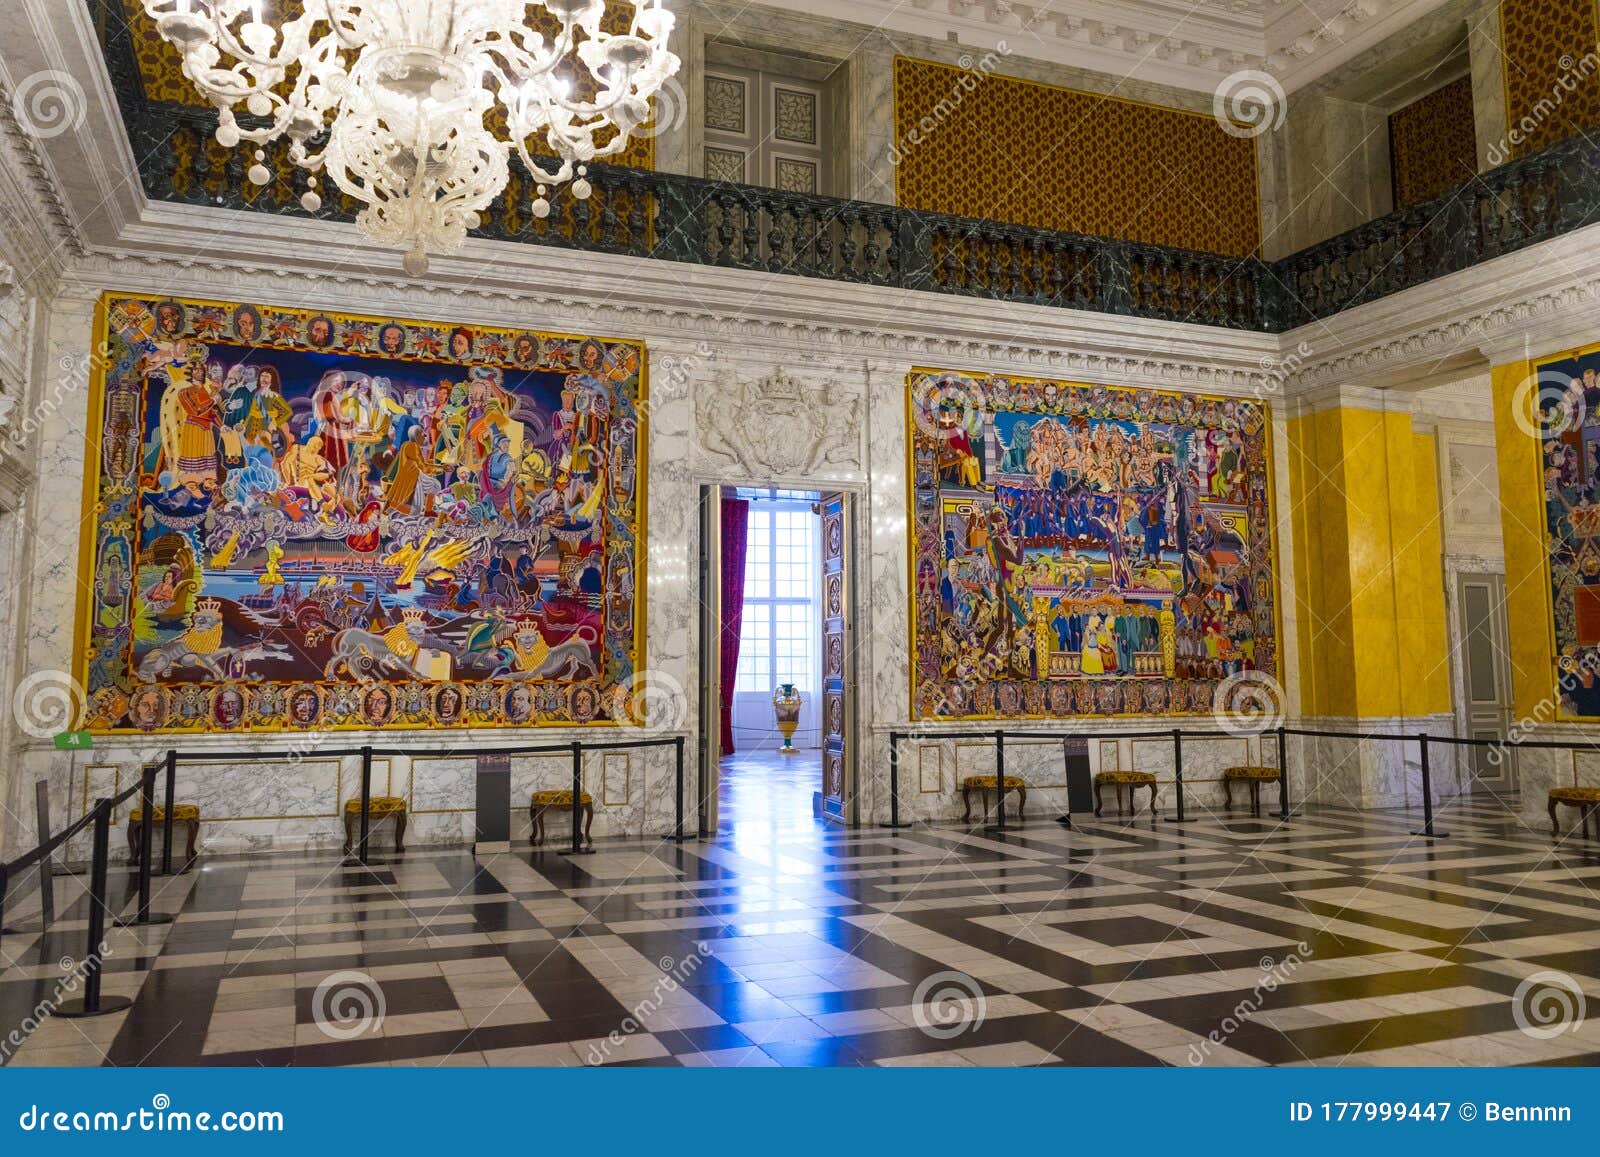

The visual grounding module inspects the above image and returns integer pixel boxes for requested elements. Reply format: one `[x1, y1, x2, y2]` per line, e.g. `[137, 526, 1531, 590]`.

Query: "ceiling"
[95, 0, 1456, 112]
[740, 0, 1457, 94]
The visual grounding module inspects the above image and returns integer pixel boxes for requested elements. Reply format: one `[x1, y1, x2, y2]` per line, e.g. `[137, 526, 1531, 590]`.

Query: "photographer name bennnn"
[1289, 1102, 1573, 1124]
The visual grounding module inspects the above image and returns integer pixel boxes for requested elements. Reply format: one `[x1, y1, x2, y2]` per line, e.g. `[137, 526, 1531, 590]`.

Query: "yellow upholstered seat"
[1548, 785, 1600, 839]
[959, 775, 1026, 822]
[1222, 766, 1281, 781]
[961, 775, 1024, 790]
[129, 803, 200, 822]
[1093, 770, 1156, 817]
[126, 803, 201, 863]
[1550, 786, 1600, 803]
[530, 789, 595, 847]
[530, 789, 594, 806]
[344, 796, 407, 815]
[342, 796, 407, 854]
[1094, 770, 1156, 785]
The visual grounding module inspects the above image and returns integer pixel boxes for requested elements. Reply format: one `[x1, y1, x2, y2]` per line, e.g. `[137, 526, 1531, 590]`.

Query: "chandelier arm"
[206, 7, 321, 76]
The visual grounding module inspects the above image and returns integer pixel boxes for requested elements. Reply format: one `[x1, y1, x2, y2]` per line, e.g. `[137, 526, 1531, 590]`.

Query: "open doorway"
[699, 485, 855, 833]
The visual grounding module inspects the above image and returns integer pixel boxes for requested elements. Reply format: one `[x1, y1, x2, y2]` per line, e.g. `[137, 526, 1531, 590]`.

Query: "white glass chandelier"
[141, 0, 679, 274]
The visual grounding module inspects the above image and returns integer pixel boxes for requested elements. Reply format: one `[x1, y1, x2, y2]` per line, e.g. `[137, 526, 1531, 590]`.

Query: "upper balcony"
[65, 0, 1600, 336]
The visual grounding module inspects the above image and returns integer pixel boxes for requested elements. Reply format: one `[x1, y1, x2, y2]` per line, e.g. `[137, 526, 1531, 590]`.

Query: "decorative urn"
[772, 683, 802, 753]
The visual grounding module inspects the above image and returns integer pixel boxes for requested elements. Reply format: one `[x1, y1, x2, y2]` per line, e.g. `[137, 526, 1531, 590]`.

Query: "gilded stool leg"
[185, 819, 199, 862]
[1016, 786, 1027, 819]
[1223, 777, 1233, 813]
[342, 813, 355, 856]
[583, 802, 595, 847]
[1094, 781, 1104, 818]
[1145, 781, 1158, 817]
[1250, 781, 1261, 818]
[394, 811, 407, 854]
[962, 784, 973, 823]
[1549, 794, 1560, 836]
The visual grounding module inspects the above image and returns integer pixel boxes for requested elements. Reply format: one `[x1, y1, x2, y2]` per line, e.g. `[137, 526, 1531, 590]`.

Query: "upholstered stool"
[127, 803, 200, 864]
[343, 796, 408, 854]
[960, 775, 1027, 823]
[530, 789, 594, 848]
[1548, 786, 1600, 839]
[1093, 771, 1157, 817]
[1222, 765, 1282, 817]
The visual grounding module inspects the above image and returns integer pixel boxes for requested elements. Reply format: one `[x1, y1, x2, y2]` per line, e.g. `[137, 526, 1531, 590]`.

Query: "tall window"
[736, 503, 818, 693]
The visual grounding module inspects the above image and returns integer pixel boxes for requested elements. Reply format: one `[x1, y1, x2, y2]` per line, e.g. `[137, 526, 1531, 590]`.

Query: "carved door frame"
[698, 480, 862, 831]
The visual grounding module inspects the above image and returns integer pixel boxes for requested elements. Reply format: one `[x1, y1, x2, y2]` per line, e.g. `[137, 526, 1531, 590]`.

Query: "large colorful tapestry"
[1534, 347, 1600, 718]
[78, 294, 645, 733]
[907, 369, 1277, 719]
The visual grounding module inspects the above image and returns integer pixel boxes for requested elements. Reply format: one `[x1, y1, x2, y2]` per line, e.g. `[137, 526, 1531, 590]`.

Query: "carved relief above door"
[696, 367, 863, 478]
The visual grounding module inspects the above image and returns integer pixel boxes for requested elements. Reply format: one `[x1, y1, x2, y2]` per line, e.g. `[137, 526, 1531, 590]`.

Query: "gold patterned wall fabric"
[115, 0, 655, 170]
[1389, 75, 1478, 208]
[892, 57, 1260, 257]
[1500, 0, 1600, 159]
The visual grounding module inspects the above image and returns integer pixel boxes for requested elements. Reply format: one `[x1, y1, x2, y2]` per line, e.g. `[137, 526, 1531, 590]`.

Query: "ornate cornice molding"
[0, 77, 85, 292]
[57, 240, 1279, 396]
[1280, 222, 1600, 390]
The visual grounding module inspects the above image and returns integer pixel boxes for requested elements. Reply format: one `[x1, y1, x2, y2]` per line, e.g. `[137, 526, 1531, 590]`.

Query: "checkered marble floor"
[4, 787, 1600, 1067]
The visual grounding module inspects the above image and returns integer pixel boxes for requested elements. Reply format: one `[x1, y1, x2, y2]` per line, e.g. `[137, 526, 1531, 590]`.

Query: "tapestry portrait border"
[75, 292, 647, 734]
[906, 367, 1279, 721]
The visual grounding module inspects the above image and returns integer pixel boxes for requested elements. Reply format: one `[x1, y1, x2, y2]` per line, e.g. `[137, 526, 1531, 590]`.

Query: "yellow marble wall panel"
[1288, 406, 1452, 718]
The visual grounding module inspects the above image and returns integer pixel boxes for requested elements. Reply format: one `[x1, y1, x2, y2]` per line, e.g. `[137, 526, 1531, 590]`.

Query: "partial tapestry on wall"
[78, 294, 646, 733]
[1533, 346, 1600, 718]
[907, 370, 1277, 719]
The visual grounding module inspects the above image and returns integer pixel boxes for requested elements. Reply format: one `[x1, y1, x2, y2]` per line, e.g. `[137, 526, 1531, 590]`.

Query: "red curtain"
[719, 496, 749, 755]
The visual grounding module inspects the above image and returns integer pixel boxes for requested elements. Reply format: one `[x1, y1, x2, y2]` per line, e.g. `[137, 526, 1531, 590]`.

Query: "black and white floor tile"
[3, 756, 1598, 1068]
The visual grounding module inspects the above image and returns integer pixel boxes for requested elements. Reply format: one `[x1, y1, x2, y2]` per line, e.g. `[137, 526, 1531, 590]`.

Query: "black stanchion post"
[1276, 725, 1291, 821]
[117, 765, 173, 928]
[160, 750, 178, 876]
[670, 737, 686, 843]
[1166, 728, 1187, 822]
[984, 729, 1010, 834]
[57, 799, 133, 1018]
[1410, 732, 1449, 839]
[35, 780, 55, 927]
[881, 731, 913, 830]
[566, 741, 595, 855]
[359, 745, 374, 865]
